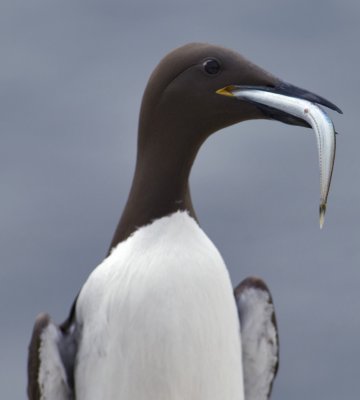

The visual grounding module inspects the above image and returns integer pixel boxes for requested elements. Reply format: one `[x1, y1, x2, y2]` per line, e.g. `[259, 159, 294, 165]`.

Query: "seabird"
[27, 43, 341, 400]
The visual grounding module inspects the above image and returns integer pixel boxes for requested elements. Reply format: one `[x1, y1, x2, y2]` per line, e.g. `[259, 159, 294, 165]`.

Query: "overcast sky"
[1, 1, 359, 398]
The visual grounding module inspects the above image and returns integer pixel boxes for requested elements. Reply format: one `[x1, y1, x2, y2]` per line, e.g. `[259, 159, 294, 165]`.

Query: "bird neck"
[107, 121, 202, 253]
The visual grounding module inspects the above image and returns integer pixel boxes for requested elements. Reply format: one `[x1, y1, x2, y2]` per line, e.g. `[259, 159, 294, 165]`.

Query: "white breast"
[75, 211, 244, 400]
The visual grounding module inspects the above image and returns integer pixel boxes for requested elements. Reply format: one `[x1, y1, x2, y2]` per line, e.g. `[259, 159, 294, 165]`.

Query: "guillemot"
[27, 43, 341, 400]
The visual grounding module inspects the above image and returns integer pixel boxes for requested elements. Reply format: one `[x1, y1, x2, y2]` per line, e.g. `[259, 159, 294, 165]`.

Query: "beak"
[216, 81, 342, 228]
[217, 81, 342, 127]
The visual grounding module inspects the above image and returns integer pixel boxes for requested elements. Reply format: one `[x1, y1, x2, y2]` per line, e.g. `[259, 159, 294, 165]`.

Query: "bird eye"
[203, 59, 221, 75]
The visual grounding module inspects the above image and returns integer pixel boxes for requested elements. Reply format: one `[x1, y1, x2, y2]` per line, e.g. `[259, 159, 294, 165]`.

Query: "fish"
[229, 88, 337, 228]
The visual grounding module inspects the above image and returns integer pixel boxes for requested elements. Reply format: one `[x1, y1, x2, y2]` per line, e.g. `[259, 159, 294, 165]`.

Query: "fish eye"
[203, 59, 221, 75]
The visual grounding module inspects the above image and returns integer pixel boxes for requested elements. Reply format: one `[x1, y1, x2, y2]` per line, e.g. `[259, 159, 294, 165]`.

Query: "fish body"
[231, 88, 336, 228]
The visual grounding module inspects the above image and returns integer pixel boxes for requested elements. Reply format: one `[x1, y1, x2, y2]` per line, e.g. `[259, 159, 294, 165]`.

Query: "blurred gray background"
[1, 0, 358, 398]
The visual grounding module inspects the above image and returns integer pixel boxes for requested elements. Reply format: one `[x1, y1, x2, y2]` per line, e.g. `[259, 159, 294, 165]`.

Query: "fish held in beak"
[217, 85, 341, 228]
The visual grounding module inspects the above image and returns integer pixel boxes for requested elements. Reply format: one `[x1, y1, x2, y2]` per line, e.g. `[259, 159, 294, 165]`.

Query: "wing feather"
[235, 277, 279, 400]
[27, 313, 75, 400]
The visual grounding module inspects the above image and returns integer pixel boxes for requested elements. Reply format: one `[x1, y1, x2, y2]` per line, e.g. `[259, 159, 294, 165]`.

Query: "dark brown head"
[138, 42, 340, 153]
[139, 43, 278, 151]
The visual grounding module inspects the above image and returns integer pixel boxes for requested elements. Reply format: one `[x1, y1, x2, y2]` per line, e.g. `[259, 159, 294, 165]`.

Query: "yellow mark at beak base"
[216, 86, 235, 97]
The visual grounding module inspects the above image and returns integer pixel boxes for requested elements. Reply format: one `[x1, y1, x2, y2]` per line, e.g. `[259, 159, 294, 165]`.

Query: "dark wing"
[27, 311, 77, 400]
[234, 277, 279, 400]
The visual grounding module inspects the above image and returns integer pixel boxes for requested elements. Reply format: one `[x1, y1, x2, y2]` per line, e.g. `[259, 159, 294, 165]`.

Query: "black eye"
[203, 59, 221, 75]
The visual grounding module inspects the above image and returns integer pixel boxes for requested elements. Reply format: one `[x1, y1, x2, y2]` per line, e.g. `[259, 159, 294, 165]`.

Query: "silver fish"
[230, 88, 336, 228]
